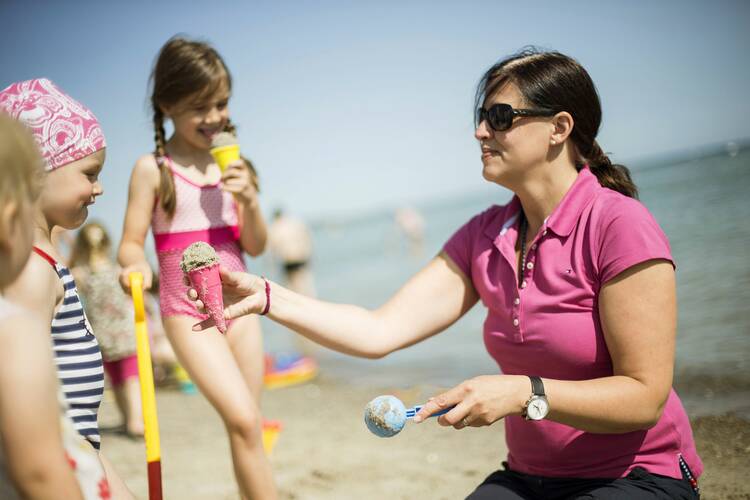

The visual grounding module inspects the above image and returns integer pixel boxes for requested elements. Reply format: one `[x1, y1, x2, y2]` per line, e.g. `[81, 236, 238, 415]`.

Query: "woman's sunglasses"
[476, 103, 557, 132]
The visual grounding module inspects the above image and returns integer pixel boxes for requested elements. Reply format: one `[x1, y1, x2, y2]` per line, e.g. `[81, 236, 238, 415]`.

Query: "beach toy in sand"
[364, 395, 453, 438]
[181, 242, 227, 333]
[262, 420, 283, 455]
[129, 272, 163, 500]
[172, 363, 197, 395]
[210, 131, 240, 172]
[263, 352, 318, 390]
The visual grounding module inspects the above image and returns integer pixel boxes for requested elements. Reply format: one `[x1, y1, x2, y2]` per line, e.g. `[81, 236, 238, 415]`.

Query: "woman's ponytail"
[585, 141, 638, 199]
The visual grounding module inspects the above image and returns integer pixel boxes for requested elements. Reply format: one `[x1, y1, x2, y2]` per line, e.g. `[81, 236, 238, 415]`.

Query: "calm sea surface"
[259, 149, 750, 416]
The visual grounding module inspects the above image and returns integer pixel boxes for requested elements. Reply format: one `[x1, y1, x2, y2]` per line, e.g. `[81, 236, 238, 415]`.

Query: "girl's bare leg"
[123, 377, 144, 436]
[164, 316, 277, 499]
[226, 313, 264, 400]
[112, 380, 143, 436]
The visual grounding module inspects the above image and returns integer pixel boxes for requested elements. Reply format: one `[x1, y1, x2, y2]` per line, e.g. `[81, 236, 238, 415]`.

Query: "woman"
[190, 49, 702, 499]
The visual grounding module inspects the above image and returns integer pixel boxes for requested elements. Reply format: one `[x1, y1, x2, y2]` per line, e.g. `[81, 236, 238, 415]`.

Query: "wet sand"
[100, 377, 748, 499]
[689, 414, 749, 499]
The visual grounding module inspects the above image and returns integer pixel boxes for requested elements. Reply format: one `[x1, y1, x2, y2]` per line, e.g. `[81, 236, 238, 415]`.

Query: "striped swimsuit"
[33, 247, 104, 450]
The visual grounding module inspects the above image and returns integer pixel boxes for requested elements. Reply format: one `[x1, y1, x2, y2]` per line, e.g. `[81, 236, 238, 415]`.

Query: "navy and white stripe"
[50, 265, 104, 450]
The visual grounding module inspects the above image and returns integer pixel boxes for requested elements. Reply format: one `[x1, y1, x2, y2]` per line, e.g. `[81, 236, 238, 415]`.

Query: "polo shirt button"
[527, 262, 534, 270]
[521, 280, 527, 289]
[531, 243, 537, 250]
[542, 229, 548, 236]
[514, 297, 520, 305]
[513, 318, 519, 326]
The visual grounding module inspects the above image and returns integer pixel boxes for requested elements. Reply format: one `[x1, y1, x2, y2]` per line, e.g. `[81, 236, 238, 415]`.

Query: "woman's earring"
[551, 140, 556, 145]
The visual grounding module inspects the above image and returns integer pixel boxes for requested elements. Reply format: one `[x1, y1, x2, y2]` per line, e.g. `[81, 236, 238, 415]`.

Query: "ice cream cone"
[186, 263, 227, 333]
[210, 144, 240, 172]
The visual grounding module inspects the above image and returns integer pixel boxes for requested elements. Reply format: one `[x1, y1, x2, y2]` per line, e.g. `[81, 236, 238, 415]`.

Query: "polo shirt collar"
[483, 167, 600, 244]
[483, 196, 522, 244]
[545, 167, 600, 237]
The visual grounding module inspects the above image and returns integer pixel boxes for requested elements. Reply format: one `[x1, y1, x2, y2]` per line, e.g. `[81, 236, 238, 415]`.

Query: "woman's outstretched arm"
[192, 252, 479, 358]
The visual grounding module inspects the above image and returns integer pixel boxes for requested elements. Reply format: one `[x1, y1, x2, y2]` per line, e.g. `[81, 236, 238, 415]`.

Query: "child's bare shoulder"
[0, 310, 55, 401]
[0, 311, 47, 349]
[132, 154, 161, 185]
[5, 253, 61, 319]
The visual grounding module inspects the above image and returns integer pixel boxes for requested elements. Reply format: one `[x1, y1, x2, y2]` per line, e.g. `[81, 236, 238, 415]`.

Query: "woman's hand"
[119, 262, 153, 293]
[186, 267, 267, 331]
[221, 160, 258, 207]
[414, 374, 530, 429]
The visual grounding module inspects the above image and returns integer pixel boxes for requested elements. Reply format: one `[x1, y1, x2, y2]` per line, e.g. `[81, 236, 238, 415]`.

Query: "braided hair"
[149, 35, 260, 217]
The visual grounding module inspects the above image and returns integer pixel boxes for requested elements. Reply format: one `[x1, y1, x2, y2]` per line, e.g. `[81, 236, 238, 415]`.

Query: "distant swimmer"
[394, 206, 425, 257]
[268, 208, 316, 297]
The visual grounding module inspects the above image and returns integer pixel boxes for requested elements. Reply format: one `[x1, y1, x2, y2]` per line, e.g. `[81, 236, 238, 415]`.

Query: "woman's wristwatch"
[522, 376, 550, 421]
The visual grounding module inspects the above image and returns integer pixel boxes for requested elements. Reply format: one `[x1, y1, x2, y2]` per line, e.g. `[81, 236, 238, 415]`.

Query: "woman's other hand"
[414, 375, 529, 429]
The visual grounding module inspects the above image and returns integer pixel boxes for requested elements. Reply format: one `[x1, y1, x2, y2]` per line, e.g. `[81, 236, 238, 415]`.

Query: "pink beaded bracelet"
[260, 277, 271, 316]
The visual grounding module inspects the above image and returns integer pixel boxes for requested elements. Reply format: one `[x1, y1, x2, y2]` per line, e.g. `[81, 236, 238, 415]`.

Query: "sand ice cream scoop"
[181, 242, 227, 333]
[363, 395, 453, 437]
[211, 131, 237, 148]
[210, 132, 240, 172]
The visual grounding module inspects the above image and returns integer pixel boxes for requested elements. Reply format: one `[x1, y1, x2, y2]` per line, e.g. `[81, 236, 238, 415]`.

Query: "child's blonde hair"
[69, 221, 111, 269]
[150, 35, 259, 218]
[0, 113, 43, 207]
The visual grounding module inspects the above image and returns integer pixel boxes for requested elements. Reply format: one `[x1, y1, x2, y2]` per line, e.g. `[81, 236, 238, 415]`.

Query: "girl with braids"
[190, 49, 702, 499]
[117, 36, 274, 498]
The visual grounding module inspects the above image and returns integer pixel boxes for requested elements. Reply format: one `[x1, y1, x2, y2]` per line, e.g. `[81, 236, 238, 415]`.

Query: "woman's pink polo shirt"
[443, 168, 703, 480]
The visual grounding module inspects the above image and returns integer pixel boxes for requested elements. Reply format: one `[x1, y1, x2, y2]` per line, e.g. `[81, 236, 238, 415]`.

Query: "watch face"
[527, 396, 549, 420]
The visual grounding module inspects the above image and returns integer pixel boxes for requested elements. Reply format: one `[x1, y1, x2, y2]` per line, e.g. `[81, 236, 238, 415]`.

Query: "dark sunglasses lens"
[488, 104, 512, 131]
[476, 108, 486, 126]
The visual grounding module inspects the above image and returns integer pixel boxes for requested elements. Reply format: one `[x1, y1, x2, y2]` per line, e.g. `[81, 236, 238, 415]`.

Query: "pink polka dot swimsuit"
[152, 156, 247, 319]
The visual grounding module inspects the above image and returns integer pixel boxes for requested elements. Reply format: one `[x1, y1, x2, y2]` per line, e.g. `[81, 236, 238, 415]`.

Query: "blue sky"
[2, 0, 749, 231]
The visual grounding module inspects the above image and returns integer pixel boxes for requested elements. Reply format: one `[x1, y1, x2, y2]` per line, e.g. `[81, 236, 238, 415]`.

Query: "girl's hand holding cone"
[220, 161, 259, 208]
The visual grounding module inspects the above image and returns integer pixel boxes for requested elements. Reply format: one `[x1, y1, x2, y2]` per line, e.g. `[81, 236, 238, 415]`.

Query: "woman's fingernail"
[413, 415, 422, 423]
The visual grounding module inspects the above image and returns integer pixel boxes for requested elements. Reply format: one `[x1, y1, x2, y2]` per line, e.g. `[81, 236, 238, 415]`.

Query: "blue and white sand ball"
[364, 395, 407, 438]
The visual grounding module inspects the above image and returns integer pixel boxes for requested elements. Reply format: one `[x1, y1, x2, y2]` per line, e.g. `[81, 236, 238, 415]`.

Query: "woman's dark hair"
[475, 48, 637, 198]
[150, 35, 259, 217]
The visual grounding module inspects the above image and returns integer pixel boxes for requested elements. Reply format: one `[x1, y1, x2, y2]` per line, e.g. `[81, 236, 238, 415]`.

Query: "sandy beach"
[99, 374, 748, 499]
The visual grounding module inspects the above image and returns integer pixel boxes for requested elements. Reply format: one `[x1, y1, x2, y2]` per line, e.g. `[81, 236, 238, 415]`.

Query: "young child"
[70, 222, 143, 438]
[117, 36, 275, 498]
[0, 112, 109, 499]
[1, 78, 133, 498]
